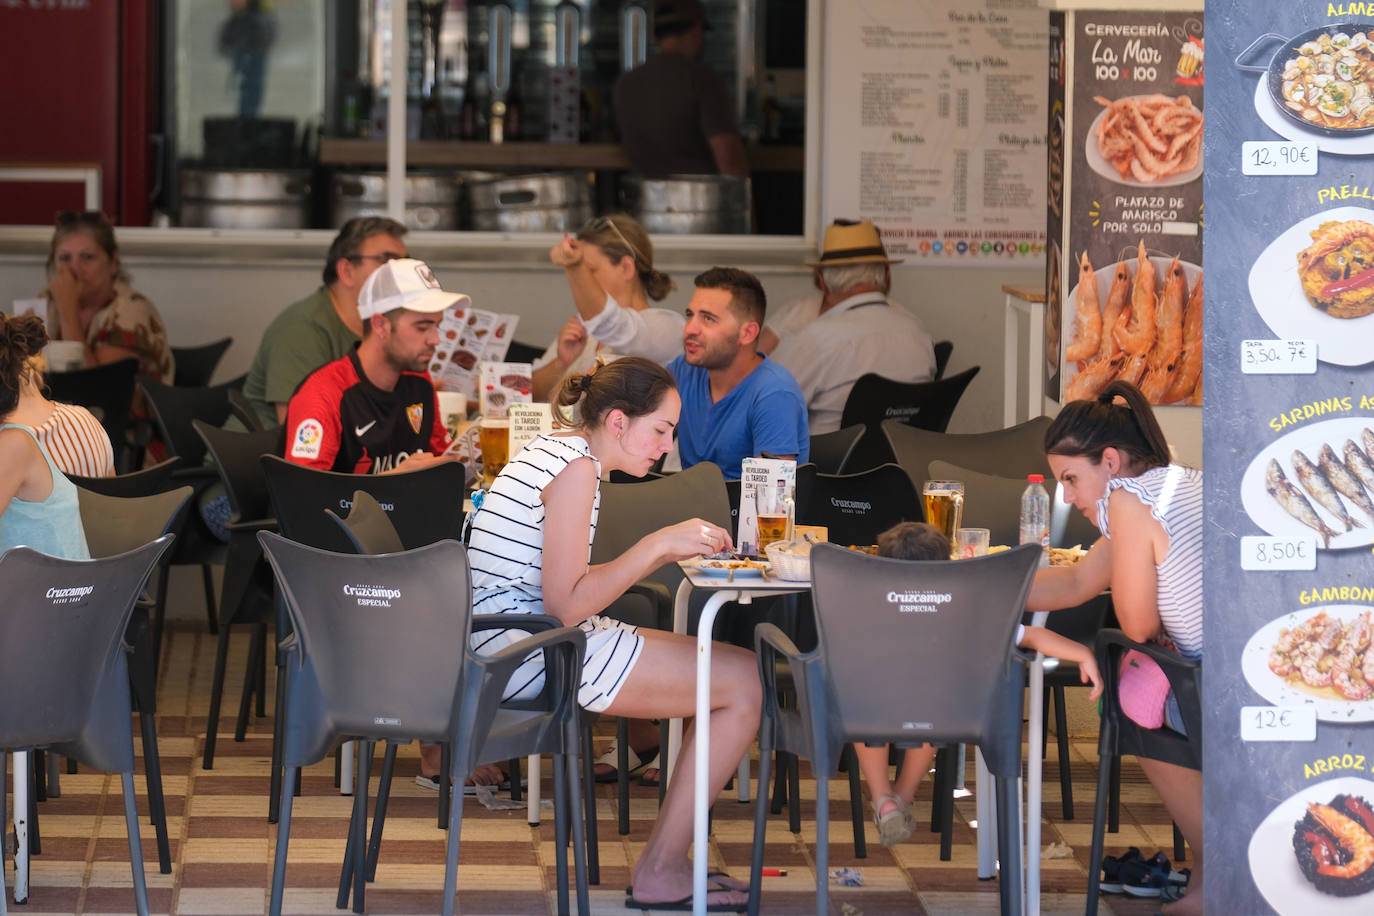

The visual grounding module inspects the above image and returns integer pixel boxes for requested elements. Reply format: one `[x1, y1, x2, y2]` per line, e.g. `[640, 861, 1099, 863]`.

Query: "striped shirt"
[33, 402, 116, 478]
[467, 433, 645, 712]
[1097, 464, 1203, 658]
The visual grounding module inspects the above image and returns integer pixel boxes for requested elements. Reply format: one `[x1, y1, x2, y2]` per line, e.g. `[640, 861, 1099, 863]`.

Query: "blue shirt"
[669, 354, 810, 479]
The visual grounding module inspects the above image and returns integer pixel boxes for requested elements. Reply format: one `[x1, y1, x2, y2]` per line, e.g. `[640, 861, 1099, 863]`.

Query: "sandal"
[1099, 847, 1143, 894]
[594, 740, 658, 783]
[872, 793, 916, 847]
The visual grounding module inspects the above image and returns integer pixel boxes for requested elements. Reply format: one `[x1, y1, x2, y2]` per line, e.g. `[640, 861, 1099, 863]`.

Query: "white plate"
[1241, 605, 1374, 721]
[1253, 77, 1374, 155]
[1061, 253, 1202, 403]
[1083, 101, 1203, 188]
[1248, 206, 1374, 366]
[1240, 416, 1374, 551]
[1248, 776, 1374, 915]
[684, 558, 769, 578]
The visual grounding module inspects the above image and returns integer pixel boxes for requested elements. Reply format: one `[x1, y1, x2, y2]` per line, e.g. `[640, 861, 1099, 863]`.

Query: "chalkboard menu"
[1206, 4, 1374, 913]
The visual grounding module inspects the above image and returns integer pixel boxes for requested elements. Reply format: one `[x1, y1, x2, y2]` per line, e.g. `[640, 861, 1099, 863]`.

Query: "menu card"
[427, 305, 519, 399]
[737, 457, 796, 557]
[478, 362, 533, 419]
[508, 402, 554, 456]
[1204, 4, 1374, 913]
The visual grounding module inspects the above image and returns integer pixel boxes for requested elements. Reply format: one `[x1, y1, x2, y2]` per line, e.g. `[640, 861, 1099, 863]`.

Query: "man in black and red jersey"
[285, 258, 467, 474]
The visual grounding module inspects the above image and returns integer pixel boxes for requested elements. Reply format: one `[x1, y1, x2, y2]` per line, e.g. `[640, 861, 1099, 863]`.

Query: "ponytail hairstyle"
[0, 314, 49, 416]
[552, 356, 677, 431]
[576, 213, 676, 302]
[1044, 380, 1171, 472]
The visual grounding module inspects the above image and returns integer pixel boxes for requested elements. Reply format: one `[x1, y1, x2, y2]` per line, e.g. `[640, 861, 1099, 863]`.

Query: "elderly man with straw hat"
[765, 219, 936, 434]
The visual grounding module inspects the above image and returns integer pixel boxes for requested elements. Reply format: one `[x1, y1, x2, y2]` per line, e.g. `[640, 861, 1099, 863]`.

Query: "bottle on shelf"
[1018, 473, 1051, 569]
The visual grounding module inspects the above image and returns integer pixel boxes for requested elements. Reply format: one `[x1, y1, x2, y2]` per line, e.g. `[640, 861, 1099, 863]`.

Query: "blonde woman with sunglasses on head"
[531, 213, 685, 401]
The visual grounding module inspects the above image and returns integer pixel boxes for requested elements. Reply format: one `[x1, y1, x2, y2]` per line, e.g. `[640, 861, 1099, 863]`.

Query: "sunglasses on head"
[55, 210, 108, 226]
[586, 216, 645, 267]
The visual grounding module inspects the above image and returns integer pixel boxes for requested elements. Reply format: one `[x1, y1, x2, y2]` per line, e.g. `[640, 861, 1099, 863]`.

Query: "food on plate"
[1096, 261, 1132, 362]
[1062, 243, 1201, 406]
[1265, 458, 1340, 548]
[1296, 220, 1374, 318]
[1139, 257, 1186, 403]
[1163, 274, 1203, 404]
[1064, 253, 1102, 362]
[1291, 793, 1374, 896]
[1267, 610, 1374, 698]
[1281, 31, 1374, 130]
[1293, 448, 1364, 531]
[1049, 546, 1087, 566]
[1093, 94, 1202, 183]
[699, 559, 768, 569]
[846, 544, 879, 555]
[1321, 443, 1374, 524]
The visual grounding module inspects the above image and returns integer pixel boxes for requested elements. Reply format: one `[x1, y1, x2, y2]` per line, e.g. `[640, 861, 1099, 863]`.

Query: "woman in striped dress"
[467, 356, 760, 911]
[10, 350, 116, 478]
[1027, 380, 1203, 914]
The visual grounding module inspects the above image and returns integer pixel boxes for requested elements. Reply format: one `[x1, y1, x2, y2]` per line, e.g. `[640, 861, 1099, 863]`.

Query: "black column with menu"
[1206, 4, 1374, 913]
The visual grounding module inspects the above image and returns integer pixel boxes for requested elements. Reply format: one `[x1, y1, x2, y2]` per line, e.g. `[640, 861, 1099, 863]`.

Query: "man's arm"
[708, 132, 750, 177]
[748, 377, 811, 462]
[282, 382, 342, 470]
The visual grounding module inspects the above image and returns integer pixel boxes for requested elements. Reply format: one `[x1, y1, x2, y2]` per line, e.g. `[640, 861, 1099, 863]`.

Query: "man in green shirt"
[242, 217, 409, 427]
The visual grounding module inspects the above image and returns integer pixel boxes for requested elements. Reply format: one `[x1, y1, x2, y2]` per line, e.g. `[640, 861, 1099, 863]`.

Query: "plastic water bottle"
[1019, 473, 1051, 569]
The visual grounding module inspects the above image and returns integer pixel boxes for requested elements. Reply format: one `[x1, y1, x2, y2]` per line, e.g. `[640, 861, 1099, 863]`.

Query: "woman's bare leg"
[604, 629, 762, 906]
[1138, 758, 1203, 915]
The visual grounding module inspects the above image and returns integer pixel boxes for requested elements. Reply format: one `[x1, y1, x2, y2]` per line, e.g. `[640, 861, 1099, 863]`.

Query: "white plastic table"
[669, 566, 805, 916]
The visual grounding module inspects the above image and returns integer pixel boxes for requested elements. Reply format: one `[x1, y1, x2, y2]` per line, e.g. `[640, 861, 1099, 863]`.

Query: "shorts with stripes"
[496, 614, 645, 714]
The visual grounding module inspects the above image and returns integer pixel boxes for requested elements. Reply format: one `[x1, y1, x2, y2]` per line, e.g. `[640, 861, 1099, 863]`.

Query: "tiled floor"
[5, 623, 1186, 914]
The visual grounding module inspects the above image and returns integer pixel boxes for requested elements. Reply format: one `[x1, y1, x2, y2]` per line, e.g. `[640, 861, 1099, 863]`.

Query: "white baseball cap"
[357, 258, 471, 319]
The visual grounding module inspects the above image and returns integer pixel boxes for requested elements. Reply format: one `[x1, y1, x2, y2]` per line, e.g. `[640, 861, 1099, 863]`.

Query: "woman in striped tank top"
[468, 356, 761, 911]
[1027, 380, 1203, 914]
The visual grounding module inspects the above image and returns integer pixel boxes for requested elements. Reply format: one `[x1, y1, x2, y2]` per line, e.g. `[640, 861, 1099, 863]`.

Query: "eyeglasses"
[347, 251, 407, 264]
[586, 216, 645, 267]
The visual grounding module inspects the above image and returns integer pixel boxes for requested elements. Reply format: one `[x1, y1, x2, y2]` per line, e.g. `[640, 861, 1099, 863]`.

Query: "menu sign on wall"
[821, 0, 1047, 264]
[1206, 4, 1374, 914]
[1045, 10, 1204, 405]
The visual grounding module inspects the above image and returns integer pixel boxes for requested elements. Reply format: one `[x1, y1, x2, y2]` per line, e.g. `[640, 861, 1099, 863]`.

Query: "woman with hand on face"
[530, 213, 683, 401]
[1027, 380, 1203, 914]
[467, 357, 760, 911]
[0, 314, 92, 560]
[42, 211, 174, 385]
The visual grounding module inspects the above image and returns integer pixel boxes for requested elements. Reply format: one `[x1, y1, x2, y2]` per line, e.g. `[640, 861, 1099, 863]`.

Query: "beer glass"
[922, 480, 964, 557]
[478, 417, 510, 487]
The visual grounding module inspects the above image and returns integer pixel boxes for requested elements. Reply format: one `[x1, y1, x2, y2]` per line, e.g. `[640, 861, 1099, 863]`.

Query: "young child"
[855, 521, 1104, 846]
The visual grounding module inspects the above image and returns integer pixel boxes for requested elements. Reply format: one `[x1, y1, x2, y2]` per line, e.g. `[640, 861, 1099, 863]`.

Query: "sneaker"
[1121, 851, 1171, 898]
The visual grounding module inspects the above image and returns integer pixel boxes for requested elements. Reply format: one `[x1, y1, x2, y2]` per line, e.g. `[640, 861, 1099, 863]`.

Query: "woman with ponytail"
[531, 213, 684, 400]
[467, 357, 759, 910]
[0, 314, 91, 559]
[1027, 380, 1203, 913]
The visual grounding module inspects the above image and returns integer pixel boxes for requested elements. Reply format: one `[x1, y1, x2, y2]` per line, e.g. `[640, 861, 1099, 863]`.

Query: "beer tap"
[488, 1, 513, 144]
[620, 2, 648, 72]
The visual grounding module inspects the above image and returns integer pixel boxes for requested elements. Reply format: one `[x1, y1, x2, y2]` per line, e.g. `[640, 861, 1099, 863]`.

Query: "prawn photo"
[1061, 242, 1203, 405]
[1093, 93, 1204, 184]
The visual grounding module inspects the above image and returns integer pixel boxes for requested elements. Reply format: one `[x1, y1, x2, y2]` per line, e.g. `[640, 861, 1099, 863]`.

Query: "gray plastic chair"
[593, 461, 733, 832]
[840, 366, 981, 470]
[1085, 631, 1202, 915]
[75, 485, 194, 874]
[882, 415, 1053, 500]
[192, 421, 281, 773]
[256, 533, 589, 916]
[806, 425, 865, 475]
[326, 490, 603, 885]
[748, 542, 1042, 916]
[0, 536, 173, 916]
[804, 463, 922, 547]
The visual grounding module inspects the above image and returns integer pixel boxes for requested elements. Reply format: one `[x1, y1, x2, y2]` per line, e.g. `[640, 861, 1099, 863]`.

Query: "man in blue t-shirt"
[668, 267, 809, 479]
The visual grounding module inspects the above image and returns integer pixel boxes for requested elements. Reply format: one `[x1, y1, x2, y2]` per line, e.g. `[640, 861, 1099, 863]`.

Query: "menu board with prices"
[428, 305, 519, 400]
[1205, 3, 1374, 913]
[821, 0, 1047, 264]
[736, 458, 796, 558]
[1045, 9, 1204, 406]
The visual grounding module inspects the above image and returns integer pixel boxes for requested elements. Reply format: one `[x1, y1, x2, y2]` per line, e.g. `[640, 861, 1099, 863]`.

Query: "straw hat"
[806, 219, 903, 267]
